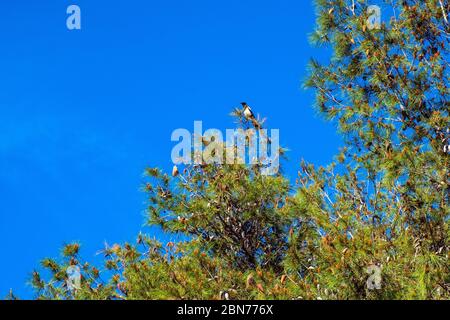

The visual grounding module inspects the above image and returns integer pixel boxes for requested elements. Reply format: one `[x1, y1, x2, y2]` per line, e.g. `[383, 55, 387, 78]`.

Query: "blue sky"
[0, 0, 342, 298]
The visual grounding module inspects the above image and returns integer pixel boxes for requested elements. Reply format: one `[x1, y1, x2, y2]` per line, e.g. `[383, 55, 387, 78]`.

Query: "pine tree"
[301, 0, 449, 299]
[26, 0, 448, 300]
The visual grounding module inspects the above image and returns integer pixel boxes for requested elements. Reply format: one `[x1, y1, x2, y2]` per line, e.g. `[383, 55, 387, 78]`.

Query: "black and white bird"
[241, 102, 264, 131]
[241, 102, 255, 119]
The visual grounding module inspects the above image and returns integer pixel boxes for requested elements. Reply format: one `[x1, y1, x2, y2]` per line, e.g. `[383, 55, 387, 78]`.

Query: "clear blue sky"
[0, 0, 342, 298]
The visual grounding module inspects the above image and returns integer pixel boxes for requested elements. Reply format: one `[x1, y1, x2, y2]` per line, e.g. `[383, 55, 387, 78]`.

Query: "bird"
[241, 102, 264, 131]
[241, 102, 255, 119]
[172, 165, 179, 177]
[219, 291, 230, 300]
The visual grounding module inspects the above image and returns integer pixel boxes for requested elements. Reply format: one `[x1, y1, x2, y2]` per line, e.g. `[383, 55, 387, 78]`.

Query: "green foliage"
[25, 0, 448, 300]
